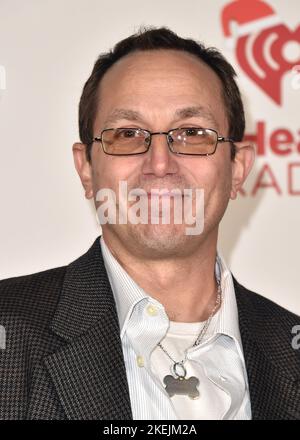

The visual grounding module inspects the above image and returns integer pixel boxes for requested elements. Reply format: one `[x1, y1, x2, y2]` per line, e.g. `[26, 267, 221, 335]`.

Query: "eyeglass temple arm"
[218, 136, 235, 143]
[92, 136, 102, 143]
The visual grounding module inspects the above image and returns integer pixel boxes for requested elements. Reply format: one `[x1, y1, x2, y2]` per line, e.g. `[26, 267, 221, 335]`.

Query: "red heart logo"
[221, 0, 300, 105]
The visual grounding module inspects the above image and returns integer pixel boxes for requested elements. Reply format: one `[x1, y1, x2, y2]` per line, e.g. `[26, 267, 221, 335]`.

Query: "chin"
[127, 223, 195, 258]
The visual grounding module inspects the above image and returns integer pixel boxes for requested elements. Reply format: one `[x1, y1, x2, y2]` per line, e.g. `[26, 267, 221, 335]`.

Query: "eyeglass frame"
[92, 127, 236, 156]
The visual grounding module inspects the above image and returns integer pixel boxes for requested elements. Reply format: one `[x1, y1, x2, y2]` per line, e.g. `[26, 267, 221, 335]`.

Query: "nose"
[142, 132, 179, 178]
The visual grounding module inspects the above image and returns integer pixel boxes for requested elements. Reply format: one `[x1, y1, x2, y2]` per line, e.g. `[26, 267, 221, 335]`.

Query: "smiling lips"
[147, 190, 184, 198]
[128, 187, 193, 201]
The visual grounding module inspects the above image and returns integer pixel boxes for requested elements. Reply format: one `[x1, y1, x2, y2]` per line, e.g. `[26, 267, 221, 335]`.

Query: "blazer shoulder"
[233, 275, 300, 324]
[0, 266, 67, 326]
[233, 276, 300, 383]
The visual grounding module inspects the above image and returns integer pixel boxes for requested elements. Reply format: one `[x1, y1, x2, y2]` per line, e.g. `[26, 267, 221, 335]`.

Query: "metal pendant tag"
[163, 374, 200, 399]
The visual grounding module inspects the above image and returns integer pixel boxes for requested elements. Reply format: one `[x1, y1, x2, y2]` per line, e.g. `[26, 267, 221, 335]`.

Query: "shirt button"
[146, 304, 158, 316]
[220, 375, 227, 382]
[136, 355, 144, 367]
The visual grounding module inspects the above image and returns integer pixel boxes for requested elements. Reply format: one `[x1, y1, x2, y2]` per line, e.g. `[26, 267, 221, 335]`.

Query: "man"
[1, 27, 300, 420]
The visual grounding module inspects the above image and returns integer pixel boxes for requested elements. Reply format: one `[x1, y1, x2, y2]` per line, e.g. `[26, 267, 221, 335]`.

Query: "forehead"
[96, 49, 227, 130]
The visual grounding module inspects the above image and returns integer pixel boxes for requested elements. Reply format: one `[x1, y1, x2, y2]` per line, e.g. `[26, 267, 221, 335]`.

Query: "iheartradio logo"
[221, 0, 300, 105]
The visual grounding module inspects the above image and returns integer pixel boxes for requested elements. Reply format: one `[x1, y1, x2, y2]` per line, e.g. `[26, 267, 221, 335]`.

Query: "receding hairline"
[94, 48, 226, 131]
[97, 47, 224, 91]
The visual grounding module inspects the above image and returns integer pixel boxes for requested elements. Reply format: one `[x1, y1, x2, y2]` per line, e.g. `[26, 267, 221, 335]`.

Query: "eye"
[184, 128, 202, 136]
[118, 129, 137, 138]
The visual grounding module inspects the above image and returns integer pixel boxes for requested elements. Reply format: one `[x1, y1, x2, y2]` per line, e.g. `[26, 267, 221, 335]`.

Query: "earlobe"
[230, 188, 238, 200]
[72, 142, 94, 199]
[230, 142, 255, 200]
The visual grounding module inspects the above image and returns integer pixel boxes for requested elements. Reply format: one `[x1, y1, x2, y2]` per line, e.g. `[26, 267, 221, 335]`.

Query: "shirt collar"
[215, 252, 244, 357]
[100, 235, 149, 337]
[100, 235, 244, 354]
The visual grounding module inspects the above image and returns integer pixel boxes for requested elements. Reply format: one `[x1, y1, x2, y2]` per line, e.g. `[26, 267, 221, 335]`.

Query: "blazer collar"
[45, 236, 133, 420]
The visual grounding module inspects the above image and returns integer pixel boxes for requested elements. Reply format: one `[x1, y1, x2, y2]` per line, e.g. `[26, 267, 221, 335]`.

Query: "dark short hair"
[79, 26, 245, 161]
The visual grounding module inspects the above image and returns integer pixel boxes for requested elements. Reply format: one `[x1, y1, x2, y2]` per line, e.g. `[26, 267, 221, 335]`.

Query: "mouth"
[128, 187, 193, 201]
[147, 190, 183, 198]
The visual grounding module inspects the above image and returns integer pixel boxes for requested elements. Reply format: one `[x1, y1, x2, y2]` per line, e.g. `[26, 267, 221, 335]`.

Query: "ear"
[72, 142, 94, 199]
[230, 142, 255, 200]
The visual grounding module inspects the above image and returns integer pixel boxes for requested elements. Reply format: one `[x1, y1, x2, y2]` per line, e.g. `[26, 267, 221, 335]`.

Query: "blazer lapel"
[234, 277, 300, 420]
[44, 237, 133, 420]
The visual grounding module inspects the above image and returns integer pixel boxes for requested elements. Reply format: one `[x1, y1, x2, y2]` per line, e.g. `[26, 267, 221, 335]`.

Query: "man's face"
[75, 49, 250, 258]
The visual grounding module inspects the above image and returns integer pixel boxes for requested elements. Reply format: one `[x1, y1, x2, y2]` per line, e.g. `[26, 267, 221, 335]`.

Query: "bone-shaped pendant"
[163, 375, 200, 399]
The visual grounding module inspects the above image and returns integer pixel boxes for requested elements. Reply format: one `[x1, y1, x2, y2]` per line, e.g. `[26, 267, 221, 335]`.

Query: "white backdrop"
[0, 0, 299, 314]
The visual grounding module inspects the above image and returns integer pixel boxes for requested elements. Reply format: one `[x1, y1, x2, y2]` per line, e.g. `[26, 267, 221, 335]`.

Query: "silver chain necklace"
[157, 278, 222, 400]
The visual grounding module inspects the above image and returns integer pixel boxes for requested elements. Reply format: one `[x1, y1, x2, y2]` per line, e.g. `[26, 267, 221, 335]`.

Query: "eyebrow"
[104, 109, 143, 126]
[103, 106, 219, 128]
[174, 106, 218, 128]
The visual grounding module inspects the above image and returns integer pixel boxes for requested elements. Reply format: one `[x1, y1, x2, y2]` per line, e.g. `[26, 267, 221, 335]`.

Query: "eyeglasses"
[92, 127, 235, 156]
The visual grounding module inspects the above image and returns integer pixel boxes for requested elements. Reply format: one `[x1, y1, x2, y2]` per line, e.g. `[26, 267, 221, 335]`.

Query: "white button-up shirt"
[100, 236, 251, 420]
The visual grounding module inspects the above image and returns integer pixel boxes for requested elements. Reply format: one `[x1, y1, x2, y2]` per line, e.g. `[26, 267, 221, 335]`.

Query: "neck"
[102, 228, 220, 323]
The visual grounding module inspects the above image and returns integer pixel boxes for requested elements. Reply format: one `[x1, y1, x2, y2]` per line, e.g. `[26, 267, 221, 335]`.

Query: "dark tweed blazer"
[0, 236, 300, 420]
